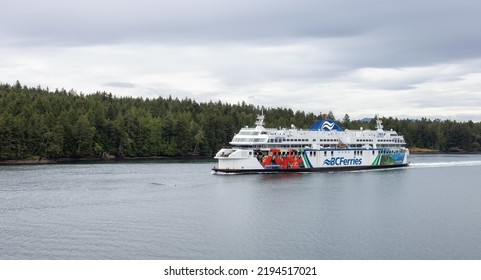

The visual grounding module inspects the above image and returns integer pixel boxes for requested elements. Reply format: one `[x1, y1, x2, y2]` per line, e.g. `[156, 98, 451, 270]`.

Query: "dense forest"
[1, 81, 481, 161]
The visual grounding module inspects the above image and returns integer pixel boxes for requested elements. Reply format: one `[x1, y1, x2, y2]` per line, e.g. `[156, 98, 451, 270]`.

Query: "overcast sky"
[1, 0, 481, 121]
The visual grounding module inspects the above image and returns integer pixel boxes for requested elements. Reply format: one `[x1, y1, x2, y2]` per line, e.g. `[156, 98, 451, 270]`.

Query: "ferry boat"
[212, 114, 409, 174]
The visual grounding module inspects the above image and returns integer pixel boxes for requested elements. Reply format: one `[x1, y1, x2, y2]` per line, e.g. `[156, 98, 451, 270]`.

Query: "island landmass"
[1, 81, 480, 164]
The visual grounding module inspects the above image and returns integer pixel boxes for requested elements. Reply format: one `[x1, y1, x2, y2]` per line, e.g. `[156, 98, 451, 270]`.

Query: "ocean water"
[1, 155, 481, 259]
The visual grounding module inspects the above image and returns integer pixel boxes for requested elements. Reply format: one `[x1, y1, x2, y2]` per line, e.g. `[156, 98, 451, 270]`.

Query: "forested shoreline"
[1, 81, 481, 161]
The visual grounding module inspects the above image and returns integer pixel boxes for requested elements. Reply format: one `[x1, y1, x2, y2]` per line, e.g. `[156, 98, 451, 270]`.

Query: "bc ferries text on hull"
[212, 114, 409, 174]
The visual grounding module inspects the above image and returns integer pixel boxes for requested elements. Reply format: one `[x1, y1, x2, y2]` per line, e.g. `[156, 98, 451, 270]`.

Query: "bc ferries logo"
[321, 121, 335, 131]
[323, 157, 362, 166]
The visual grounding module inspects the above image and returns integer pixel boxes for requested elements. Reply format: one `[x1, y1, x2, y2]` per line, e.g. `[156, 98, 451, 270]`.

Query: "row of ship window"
[268, 138, 404, 144]
[269, 138, 338, 143]
[304, 150, 400, 157]
[235, 138, 350, 143]
[356, 139, 405, 143]
[238, 131, 269, 135]
[379, 139, 404, 143]
[255, 150, 401, 157]
[232, 138, 266, 142]
[305, 151, 365, 156]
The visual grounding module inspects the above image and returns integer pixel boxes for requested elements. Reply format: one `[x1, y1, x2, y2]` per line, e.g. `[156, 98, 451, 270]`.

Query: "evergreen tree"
[1, 81, 481, 161]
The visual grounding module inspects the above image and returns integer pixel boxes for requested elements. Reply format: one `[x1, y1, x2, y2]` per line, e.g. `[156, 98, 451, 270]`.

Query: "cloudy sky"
[1, 0, 481, 121]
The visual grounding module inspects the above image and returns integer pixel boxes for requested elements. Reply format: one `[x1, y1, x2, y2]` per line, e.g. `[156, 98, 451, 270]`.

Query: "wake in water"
[349, 159, 481, 173]
[409, 160, 481, 168]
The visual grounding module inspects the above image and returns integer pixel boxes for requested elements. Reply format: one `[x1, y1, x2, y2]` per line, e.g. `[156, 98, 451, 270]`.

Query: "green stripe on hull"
[302, 154, 312, 168]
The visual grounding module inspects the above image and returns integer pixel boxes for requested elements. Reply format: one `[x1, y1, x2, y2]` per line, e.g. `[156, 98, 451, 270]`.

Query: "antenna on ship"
[255, 109, 265, 128]
[375, 114, 383, 131]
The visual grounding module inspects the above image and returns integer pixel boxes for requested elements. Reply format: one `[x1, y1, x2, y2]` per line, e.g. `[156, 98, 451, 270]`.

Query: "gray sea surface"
[1, 154, 481, 259]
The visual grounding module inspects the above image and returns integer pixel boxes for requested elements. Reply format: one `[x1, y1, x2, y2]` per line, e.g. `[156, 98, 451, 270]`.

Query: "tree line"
[1, 81, 480, 160]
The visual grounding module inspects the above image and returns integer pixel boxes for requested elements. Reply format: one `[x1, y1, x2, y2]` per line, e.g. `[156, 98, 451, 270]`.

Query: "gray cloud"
[2, 0, 481, 120]
[103, 82, 137, 88]
[3, 0, 481, 71]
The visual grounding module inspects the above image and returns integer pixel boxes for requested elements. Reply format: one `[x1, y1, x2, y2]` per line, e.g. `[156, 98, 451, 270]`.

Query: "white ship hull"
[213, 147, 409, 174]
